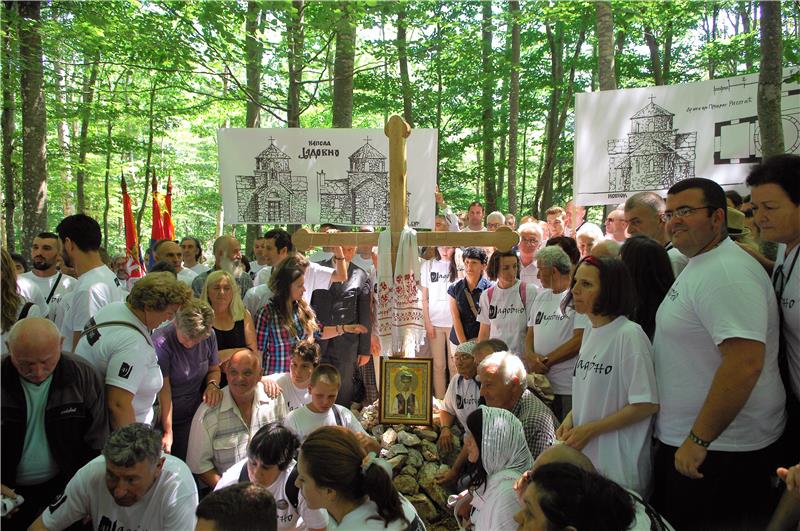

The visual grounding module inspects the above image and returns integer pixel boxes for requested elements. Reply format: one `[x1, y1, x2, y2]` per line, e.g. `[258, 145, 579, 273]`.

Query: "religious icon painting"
[379, 358, 433, 427]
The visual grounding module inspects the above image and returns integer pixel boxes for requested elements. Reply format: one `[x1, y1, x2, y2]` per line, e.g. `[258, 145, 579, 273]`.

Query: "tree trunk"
[245, 0, 263, 255]
[740, 2, 753, 71]
[51, 6, 73, 217]
[287, 0, 304, 127]
[18, 0, 48, 255]
[596, 1, 617, 91]
[435, 9, 443, 185]
[507, 1, 520, 215]
[2, 1, 16, 250]
[75, 53, 99, 214]
[481, 2, 496, 212]
[757, 1, 784, 157]
[136, 80, 157, 241]
[643, 25, 664, 86]
[397, 4, 413, 128]
[332, 2, 355, 128]
[102, 119, 112, 247]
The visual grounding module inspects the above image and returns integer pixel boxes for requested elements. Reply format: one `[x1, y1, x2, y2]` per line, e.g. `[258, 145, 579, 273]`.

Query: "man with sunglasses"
[651, 177, 785, 530]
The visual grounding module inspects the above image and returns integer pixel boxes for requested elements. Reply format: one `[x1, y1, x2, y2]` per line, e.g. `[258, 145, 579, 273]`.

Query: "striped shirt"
[511, 389, 558, 460]
[255, 300, 316, 376]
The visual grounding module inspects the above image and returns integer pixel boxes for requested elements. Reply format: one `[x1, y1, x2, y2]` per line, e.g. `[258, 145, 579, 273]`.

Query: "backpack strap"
[45, 272, 62, 304]
[79, 320, 151, 343]
[18, 302, 34, 320]
[332, 405, 344, 427]
[487, 286, 495, 305]
[284, 466, 300, 511]
[519, 281, 527, 307]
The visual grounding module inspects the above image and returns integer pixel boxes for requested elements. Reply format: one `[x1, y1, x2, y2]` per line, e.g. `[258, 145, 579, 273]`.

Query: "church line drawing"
[607, 96, 697, 192]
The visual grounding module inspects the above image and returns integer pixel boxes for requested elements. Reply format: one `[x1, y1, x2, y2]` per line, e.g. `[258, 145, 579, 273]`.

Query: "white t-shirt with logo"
[41, 454, 197, 531]
[442, 374, 480, 429]
[284, 404, 367, 442]
[528, 289, 589, 394]
[421, 258, 455, 328]
[572, 316, 658, 495]
[74, 302, 162, 425]
[16, 275, 49, 313]
[60, 264, 127, 352]
[19, 270, 76, 306]
[477, 280, 537, 356]
[654, 238, 785, 451]
[775, 243, 800, 402]
[216, 459, 328, 531]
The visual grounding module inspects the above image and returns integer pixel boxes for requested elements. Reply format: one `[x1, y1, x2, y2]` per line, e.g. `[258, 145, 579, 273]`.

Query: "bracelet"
[333, 256, 345, 261]
[440, 425, 451, 432]
[688, 430, 711, 448]
[206, 381, 220, 390]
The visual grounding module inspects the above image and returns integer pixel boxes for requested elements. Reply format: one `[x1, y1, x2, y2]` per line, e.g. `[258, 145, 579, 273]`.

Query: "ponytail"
[361, 459, 406, 527]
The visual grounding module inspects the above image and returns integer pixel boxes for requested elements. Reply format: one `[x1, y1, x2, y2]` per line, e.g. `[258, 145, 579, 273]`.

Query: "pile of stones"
[359, 403, 463, 530]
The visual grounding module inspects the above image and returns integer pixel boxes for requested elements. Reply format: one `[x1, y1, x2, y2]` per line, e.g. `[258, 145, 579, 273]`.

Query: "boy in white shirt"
[283, 364, 379, 453]
[265, 341, 319, 412]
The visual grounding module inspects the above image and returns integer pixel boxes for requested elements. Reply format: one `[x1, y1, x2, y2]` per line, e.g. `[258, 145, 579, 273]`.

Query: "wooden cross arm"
[292, 226, 519, 253]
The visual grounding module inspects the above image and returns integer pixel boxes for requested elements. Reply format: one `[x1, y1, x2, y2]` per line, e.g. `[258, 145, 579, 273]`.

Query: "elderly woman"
[459, 406, 532, 530]
[556, 256, 659, 495]
[575, 223, 605, 258]
[154, 299, 223, 460]
[75, 272, 192, 429]
[524, 245, 588, 421]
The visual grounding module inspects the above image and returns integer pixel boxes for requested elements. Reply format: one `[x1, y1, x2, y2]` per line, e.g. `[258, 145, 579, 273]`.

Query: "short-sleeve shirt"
[153, 322, 219, 424]
[41, 455, 197, 531]
[519, 259, 542, 289]
[447, 277, 492, 344]
[654, 238, 785, 451]
[442, 375, 480, 429]
[60, 265, 127, 352]
[421, 258, 456, 328]
[244, 284, 273, 317]
[283, 404, 367, 442]
[177, 267, 198, 286]
[74, 302, 162, 424]
[510, 389, 557, 460]
[267, 372, 311, 412]
[774, 243, 800, 402]
[477, 280, 538, 356]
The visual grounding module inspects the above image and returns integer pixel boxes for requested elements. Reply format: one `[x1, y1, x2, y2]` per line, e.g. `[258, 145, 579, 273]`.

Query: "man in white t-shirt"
[56, 214, 127, 353]
[19, 232, 76, 322]
[624, 191, 688, 277]
[283, 364, 378, 453]
[154, 239, 197, 286]
[517, 222, 544, 288]
[29, 423, 197, 531]
[180, 236, 211, 274]
[264, 341, 318, 412]
[461, 201, 487, 232]
[652, 178, 785, 530]
[250, 235, 271, 280]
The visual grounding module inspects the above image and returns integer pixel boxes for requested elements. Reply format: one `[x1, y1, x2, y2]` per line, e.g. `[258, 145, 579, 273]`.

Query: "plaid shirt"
[255, 300, 316, 375]
[511, 389, 557, 459]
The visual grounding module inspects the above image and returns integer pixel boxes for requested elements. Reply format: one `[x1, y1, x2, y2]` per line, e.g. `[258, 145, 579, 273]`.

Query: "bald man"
[191, 236, 253, 298]
[1, 318, 108, 531]
[154, 239, 198, 286]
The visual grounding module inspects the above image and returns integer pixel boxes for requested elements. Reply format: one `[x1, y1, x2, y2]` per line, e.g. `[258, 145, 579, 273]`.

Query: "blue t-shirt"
[447, 277, 493, 344]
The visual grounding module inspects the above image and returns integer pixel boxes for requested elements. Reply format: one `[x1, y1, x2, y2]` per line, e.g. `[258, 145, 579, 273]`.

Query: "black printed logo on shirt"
[488, 305, 526, 319]
[118, 362, 133, 379]
[84, 317, 101, 346]
[667, 287, 679, 301]
[430, 271, 449, 283]
[456, 394, 479, 409]
[48, 494, 67, 514]
[574, 359, 614, 380]
[535, 311, 543, 324]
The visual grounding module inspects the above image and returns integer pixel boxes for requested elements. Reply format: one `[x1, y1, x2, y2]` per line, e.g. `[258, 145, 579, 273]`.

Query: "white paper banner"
[219, 128, 438, 228]
[574, 68, 799, 206]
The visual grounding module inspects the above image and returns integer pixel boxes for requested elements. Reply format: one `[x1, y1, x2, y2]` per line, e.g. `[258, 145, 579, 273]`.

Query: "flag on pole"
[149, 170, 166, 268]
[121, 174, 145, 281]
[163, 173, 175, 240]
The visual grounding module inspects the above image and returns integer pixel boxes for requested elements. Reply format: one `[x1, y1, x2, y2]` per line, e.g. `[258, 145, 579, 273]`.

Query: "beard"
[218, 256, 244, 279]
[32, 257, 54, 271]
[60, 250, 73, 268]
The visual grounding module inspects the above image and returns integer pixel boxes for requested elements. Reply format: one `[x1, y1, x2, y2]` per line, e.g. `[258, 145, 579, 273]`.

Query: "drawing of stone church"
[607, 97, 697, 192]
[236, 139, 307, 223]
[318, 139, 389, 225]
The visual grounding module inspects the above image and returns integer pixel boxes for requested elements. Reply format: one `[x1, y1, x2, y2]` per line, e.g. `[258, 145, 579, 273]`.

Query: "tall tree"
[135, 80, 156, 240]
[507, 1, 521, 215]
[481, 2, 496, 212]
[596, 1, 617, 91]
[397, 3, 413, 127]
[332, 2, 356, 128]
[757, 0, 784, 157]
[75, 52, 99, 213]
[18, 0, 47, 254]
[2, 1, 16, 249]
[287, 0, 304, 127]
[245, 1, 263, 255]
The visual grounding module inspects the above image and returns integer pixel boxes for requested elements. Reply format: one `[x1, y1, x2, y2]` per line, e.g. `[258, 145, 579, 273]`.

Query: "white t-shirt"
[74, 302, 162, 425]
[244, 284, 273, 319]
[19, 270, 76, 305]
[284, 404, 367, 442]
[351, 255, 375, 275]
[250, 261, 269, 278]
[442, 374, 480, 429]
[177, 267, 198, 286]
[256, 261, 333, 304]
[572, 316, 658, 495]
[41, 455, 197, 531]
[519, 258, 542, 289]
[189, 262, 211, 274]
[775, 243, 800, 402]
[327, 497, 422, 531]
[0, 299, 48, 354]
[528, 289, 589, 394]
[60, 264, 127, 352]
[216, 459, 328, 531]
[470, 471, 521, 531]
[421, 258, 455, 328]
[16, 275, 49, 312]
[255, 265, 273, 287]
[267, 372, 312, 412]
[667, 247, 689, 278]
[654, 238, 785, 451]
[477, 280, 537, 356]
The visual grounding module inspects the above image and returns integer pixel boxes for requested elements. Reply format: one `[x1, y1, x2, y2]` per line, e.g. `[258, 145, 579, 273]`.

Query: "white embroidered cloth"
[376, 227, 425, 356]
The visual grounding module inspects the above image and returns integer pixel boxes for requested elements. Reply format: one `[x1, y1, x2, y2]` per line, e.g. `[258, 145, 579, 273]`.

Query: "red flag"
[121, 174, 145, 280]
[163, 173, 175, 240]
[150, 171, 165, 267]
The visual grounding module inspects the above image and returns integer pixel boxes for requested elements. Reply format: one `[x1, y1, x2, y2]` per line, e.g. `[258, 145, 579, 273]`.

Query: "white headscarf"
[479, 405, 532, 477]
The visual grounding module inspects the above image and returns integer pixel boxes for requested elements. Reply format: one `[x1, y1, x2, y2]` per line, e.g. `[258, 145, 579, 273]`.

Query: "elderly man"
[1, 318, 107, 531]
[652, 177, 785, 530]
[565, 199, 587, 235]
[624, 191, 688, 276]
[154, 239, 197, 286]
[29, 423, 197, 531]
[604, 208, 628, 243]
[477, 351, 556, 459]
[486, 211, 505, 231]
[191, 235, 253, 298]
[187, 349, 288, 488]
[517, 222, 544, 288]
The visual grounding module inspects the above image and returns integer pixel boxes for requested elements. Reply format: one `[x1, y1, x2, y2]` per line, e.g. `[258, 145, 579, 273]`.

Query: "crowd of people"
[0, 153, 798, 531]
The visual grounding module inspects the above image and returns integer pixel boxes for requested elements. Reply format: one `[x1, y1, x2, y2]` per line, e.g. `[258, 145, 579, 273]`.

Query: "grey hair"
[174, 299, 215, 340]
[487, 211, 506, 224]
[576, 222, 604, 242]
[6, 316, 60, 347]
[478, 351, 527, 386]
[518, 222, 543, 237]
[624, 191, 665, 214]
[535, 246, 572, 275]
[591, 239, 622, 258]
[102, 423, 162, 467]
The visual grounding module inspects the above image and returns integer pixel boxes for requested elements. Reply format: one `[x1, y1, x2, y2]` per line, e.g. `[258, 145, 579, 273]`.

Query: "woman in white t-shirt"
[296, 426, 424, 531]
[556, 256, 659, 495]
[421, 246, 461, 398]
[461, 406, 532, 531]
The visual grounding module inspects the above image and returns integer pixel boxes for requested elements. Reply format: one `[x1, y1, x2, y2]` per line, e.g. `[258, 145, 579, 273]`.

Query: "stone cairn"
[359, 402, 462, 530]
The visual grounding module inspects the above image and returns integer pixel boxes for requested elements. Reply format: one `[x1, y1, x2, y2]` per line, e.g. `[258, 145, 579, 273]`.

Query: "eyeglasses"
[452, 353, 474, 361]
[520, 238, 540, 245]
[660, 206, 714, 223]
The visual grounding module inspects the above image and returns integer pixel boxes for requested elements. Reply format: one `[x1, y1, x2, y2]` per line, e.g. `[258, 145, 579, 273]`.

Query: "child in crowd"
[265, 340, 319, 412]
[283, 364, 379, 453]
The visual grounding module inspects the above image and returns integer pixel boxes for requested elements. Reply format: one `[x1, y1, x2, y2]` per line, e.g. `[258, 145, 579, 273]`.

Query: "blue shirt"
[447, 277, 493, 344]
